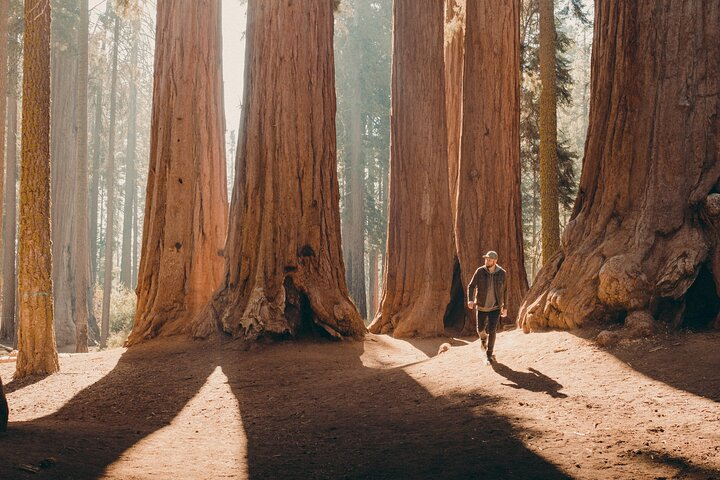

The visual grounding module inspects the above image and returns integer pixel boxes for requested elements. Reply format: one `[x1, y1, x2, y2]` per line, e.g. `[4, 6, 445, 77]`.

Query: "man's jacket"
[467, 265, 507, 311]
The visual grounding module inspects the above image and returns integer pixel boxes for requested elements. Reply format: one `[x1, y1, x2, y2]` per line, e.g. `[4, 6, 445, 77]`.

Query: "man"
[467, 251, 508, 364]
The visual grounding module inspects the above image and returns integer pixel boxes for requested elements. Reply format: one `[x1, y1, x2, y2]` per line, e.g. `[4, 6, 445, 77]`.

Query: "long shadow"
[1, 336, 571, 479]
[490, 362, 568, 399]
[4, 373, 52, 395]
[571, 328, 720, 402]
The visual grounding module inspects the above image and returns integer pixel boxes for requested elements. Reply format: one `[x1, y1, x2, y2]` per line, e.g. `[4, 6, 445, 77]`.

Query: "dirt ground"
[0, 327, 719, 479]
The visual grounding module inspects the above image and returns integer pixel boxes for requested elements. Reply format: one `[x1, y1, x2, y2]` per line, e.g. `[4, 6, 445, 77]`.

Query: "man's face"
[485, 257, 497, 268]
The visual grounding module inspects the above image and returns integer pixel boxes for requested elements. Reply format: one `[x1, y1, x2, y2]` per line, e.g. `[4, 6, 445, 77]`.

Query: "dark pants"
[476, 309, 501, 356]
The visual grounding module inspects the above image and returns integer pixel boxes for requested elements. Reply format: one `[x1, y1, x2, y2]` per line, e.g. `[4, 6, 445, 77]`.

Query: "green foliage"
[335, 0, 392, 253]
[93, 283, 136, 348]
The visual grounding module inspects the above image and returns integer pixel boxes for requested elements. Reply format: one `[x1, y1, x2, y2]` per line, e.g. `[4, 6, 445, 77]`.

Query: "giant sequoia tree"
[128, 0, 228, 345]
[368, 0, 455, 337]
[520, 2, 720, 332]
[16, 0, 59, 378]
[194, 0, 365, 340]
[456, 0, 528, 321]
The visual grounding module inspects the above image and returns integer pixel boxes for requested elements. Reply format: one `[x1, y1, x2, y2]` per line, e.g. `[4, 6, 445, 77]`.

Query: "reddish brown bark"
[193, 0, 364, 340]
[16, 0, 59, 378]
[368, 0, 454, 337]
[444, 0, 465, 217]
[456, 0, 528, 322]
[128, 0, 228, 345]
[520, 2, 720, 332]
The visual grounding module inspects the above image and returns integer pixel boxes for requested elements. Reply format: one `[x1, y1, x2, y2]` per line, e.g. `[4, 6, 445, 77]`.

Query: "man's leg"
[486, 309, 501, 360]
[476, 310, 488, 351]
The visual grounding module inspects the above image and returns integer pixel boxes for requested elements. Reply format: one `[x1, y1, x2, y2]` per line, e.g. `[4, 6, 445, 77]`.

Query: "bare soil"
[1, 327, 719, 479]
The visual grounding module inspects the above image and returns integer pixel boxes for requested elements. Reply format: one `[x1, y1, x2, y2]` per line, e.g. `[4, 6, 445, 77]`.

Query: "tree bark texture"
[520, 1, 720, 332]
[539, 0, 560, 263]
[193, 0, 365, 341]
[100, 14, 121, 349]
[456, 0, 528, 322]
[368, 0, 454, 337]
[50, 47, 78, 349]
[16, 0, 59, 378]
[444, 0, 465, 218]
[73, 0, 90, 353]
[129, 0, 228, 345]
[1, 87, 17, 341]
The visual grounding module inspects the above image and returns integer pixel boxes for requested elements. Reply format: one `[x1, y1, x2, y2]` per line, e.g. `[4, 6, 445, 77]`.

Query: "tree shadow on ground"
[3, 373, 52, 395]
[633, 450, 720, 479]
[571, 328, 720, 402]
[0, 336, 571, 479]
[490, 362, 568, 399]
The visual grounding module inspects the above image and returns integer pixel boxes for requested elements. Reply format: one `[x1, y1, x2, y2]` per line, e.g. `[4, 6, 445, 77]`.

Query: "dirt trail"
[1, 328, 719, 479]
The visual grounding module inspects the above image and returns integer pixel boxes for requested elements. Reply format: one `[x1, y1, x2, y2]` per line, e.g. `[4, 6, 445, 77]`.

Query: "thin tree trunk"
[539, 0, 560, 263]
[50, 43, 79, 349]
[1, 85, 17, 341]
[89, 84, 102, 284]
[0, 374, 7, 431]
[368, 248, 379, 317]
[368, 0, 454, 337]
[520, 1, 720, 333]
[120, 26, 138, 289]
[346, 74, 367, 319]
[100, 14, 121, 349]
[131, 184, 138, 290]
[0, 0, 9, 315]
[73, 0, 90, 353]
[193, 0, 365, 341]
[456, 0, 528, 322]
[128, 0, 228, 345]
[16, 0, 59, 378]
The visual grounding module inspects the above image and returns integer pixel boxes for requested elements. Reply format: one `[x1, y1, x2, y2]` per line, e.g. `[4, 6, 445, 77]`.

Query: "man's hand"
[501, 308, 508, 317]
[467, 301, 475, 310]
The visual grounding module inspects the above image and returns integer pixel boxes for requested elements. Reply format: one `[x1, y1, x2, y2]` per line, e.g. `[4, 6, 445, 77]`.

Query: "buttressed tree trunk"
[193, 0, 365, 341]
[16, 0, 59, 378]
[128, 0, 228, 345]
[368, 0, 455, 337]
[520, 2, 720, 332]
[456, 0, 528, 322]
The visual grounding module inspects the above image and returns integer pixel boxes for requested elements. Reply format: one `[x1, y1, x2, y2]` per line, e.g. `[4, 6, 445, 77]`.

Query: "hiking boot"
[487, 354, 496, 364]
[479, 332, 488, 352]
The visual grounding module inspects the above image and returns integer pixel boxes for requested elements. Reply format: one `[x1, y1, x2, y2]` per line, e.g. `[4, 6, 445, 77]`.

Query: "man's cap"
[483, 251, 498, 260]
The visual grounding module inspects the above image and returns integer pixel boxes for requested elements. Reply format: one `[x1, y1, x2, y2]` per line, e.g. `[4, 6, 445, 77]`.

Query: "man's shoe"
[487, 354, 496, 364]
[480, 333, 488, 352]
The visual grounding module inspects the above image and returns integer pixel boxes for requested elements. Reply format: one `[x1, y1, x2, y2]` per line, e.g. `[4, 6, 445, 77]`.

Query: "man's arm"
[467, 268, 480, 306]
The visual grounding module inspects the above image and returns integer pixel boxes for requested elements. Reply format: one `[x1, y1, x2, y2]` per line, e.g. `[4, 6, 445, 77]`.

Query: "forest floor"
[0, 326, 719, 479]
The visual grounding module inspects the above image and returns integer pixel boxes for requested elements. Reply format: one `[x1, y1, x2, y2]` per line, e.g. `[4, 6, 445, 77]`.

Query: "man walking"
[467, 251, 508, 364]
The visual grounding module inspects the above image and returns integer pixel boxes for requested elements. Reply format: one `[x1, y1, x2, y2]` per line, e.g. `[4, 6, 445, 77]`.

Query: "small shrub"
[93, 283, 137, 348]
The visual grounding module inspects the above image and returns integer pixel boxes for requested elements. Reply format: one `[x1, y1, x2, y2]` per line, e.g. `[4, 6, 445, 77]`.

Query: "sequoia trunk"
[193, 0, 365, 340]
[368, 0, 455, 337]
[128, 0, 228, 344]
[520, 2, 720, 332]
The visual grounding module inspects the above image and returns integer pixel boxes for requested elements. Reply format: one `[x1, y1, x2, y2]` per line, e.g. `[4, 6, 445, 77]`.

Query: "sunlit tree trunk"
[444, 0, 464, 216]
[89, 84, 102, 284]
[520, 1, 720, 332]
[16, 0, 59, 378]
[539, 0, 560, 263]
[193, 0, 365, 340]
[368, 0, 454, 337]
[456, 0, 528, 322]
[128, 0, 228, 344]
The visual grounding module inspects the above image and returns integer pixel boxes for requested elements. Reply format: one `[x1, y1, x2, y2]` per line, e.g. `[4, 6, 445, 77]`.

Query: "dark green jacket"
[467, 265, 507, 311]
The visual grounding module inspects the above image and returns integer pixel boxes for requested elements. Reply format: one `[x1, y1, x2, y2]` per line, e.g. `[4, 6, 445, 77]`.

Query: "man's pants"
[476, 309, 501, 356]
